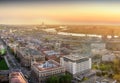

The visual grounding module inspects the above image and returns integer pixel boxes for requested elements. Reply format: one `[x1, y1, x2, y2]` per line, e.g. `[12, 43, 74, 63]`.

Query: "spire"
[42, 21, 44, 26]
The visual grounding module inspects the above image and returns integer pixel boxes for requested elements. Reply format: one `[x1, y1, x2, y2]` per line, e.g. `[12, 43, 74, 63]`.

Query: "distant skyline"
[1, 1, 120, 25]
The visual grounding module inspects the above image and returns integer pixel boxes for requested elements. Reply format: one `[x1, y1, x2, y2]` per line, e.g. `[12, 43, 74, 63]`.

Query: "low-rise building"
[8, 42, 19, 54]
[43, 50, 62, 60]
[9, 71, 28, 83]
[31, 60, 65, 83]
[102, 52, 116, 62]
[16, 47, 45, 67]
[106, 38, 120, 51]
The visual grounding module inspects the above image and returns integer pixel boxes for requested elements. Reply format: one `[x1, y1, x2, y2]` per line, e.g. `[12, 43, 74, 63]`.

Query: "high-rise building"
[60, 54, 91, 75]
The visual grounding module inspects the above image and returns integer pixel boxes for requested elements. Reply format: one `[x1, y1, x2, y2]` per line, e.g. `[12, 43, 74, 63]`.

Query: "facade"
[43, 50, 61, 60]
[102, 53, 116, 62]
[31, 60, 65, 83]
[106, 38, 120, 51]
[8, 42, 19, 54]
[16, 47, 45, 67]
[9, 72, 28, 83]
[60, 54, 91, 75]
[91, 43, 106, 55]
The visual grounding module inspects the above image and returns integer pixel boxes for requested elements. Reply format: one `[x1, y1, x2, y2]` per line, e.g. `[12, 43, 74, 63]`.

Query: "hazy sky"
[0, 1, 120, 25]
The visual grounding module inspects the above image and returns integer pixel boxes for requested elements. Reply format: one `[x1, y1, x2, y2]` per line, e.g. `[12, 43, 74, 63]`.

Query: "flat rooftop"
[19, 47, 42, 56]
[63, 54, 89, 62]
[44, 50, 60, 56]
[33, 60, 60, 71]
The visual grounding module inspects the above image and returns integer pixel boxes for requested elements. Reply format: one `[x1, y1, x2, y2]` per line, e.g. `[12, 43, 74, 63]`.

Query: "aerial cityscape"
[0, 0, 120, 83]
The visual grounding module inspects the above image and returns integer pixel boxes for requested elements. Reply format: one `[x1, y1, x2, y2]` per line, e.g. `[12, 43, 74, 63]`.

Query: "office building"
[60, 54, 91, 75]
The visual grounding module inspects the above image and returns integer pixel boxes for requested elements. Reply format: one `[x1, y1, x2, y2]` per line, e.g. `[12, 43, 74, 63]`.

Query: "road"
[0, 37, 31, 80]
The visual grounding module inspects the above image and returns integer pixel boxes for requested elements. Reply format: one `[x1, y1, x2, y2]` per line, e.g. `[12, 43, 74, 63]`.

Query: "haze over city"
[1, 0, 120, 83]
[1, 1, 120, 25]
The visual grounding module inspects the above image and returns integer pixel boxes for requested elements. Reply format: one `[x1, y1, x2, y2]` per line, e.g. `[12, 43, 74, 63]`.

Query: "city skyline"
[0, 1, 120, 25]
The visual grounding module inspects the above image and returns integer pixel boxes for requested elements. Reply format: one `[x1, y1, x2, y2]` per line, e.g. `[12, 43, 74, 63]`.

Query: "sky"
[0, 0, 120, 25]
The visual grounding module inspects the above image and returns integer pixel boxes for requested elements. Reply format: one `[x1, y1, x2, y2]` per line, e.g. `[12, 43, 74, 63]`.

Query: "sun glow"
[0, 2, 120, 24]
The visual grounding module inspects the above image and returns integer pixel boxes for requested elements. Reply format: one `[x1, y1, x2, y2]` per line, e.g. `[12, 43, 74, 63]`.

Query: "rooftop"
[63, 54, 89, 61]
[64, 54, 83, 60]
[10, 72, 28, 83]
[19, 47, 41, 56]
[44, 50, 60, 56]
[33, 60, 60, 71]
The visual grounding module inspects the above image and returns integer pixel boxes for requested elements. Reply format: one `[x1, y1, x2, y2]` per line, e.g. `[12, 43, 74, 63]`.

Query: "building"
[91, 43, 106, 55]
[60, 54, 91, 75]
[43, 50, 62, 60]
[16, 47, 45, 67]
[106, 38, 120, 51]
[102, 52, 116, 62]
[8, 42, 19, 54]
[9, 72, 28, 83]
[31, 60, 65, 83]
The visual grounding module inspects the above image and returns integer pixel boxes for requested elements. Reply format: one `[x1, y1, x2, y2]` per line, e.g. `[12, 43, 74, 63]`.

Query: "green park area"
[0, 48, 8, 70]
[92, 57, 120, 82]
[0, 58, 8, 70]
[0, 48, 6, 56]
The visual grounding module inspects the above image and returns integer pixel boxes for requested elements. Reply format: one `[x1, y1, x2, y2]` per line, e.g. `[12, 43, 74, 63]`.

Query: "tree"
[44, 38, 49, 42]
[59, 74, 72, 83]
[47, 74, 72, 83]
[47, 76, 59, 83]
[113, 74, 120, 82]
[113, 58, 120, 73]
[0, 49, 6, 56]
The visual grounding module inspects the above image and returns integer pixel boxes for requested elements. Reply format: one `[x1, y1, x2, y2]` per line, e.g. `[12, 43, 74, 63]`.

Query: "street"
[0, 37, 31, 82]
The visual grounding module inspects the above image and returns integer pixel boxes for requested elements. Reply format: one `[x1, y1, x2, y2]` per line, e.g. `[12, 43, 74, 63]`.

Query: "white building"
[91, 43, 106, 55]
[60, 54, 91, 75]
[102, 52, 116, 62]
